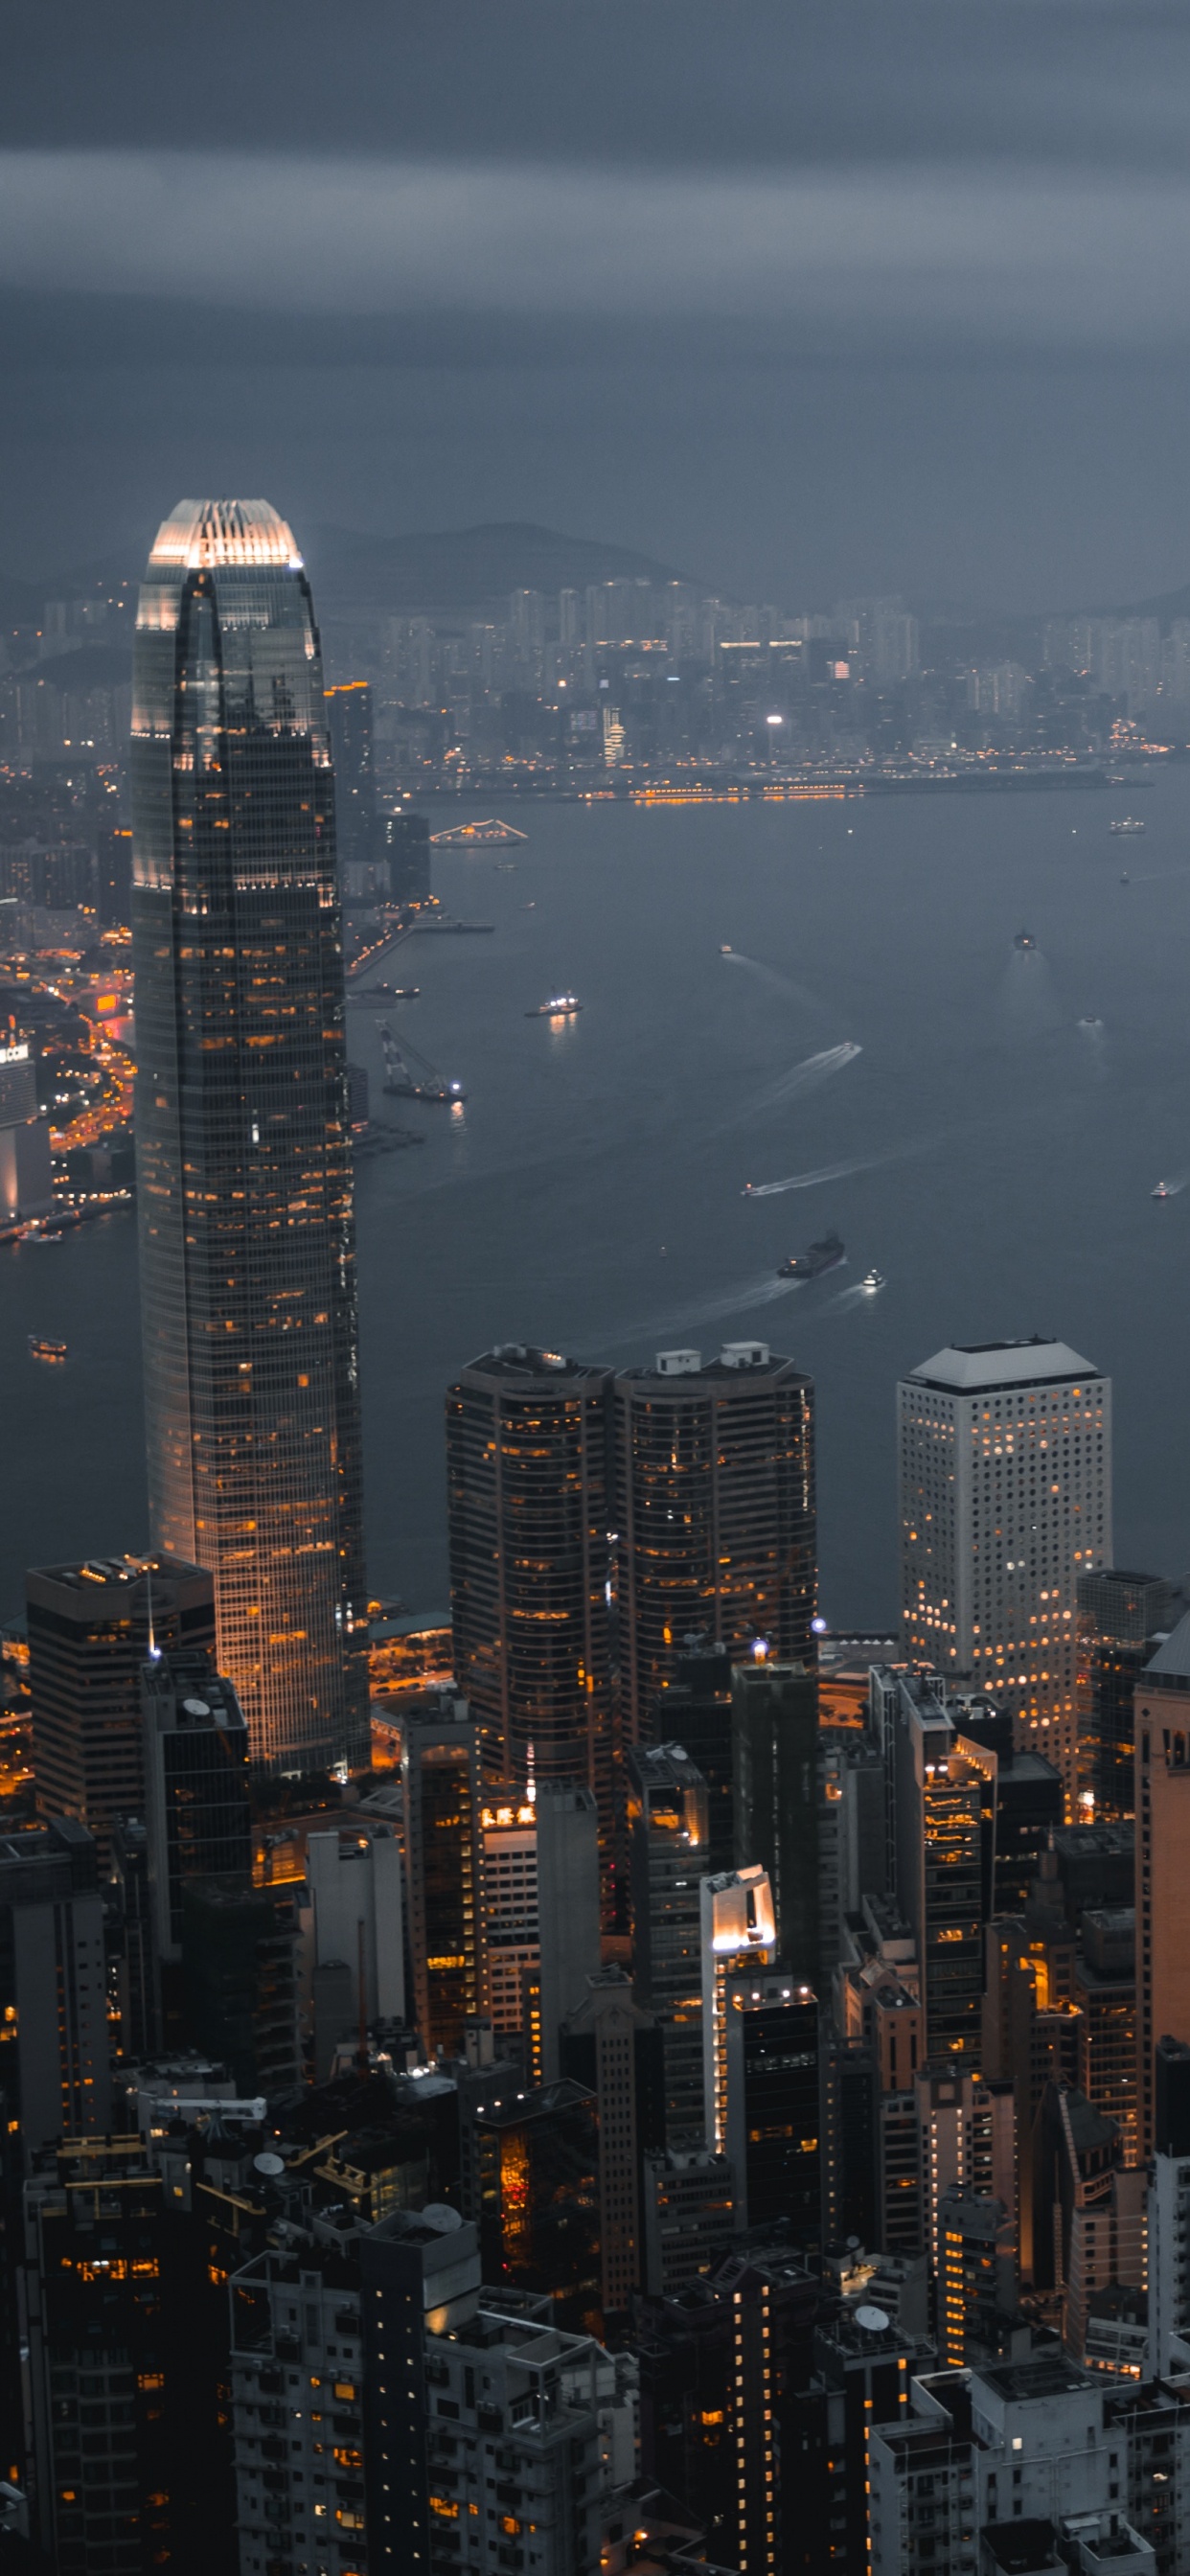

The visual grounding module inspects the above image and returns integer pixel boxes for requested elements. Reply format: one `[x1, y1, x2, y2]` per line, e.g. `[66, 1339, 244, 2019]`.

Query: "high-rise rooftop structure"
[899, 1338, 1111, 1805]
[28, 1552, 215, 1867]
[446, 1346, 615, 1846]
[131, 498, 368, 1774]
[731, 1655, 820, 1981]
[614, 1340, 816, 1745]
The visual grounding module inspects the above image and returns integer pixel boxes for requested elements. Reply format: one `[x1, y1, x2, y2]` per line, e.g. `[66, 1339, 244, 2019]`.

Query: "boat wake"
[1153, 1167, 1190, 1198]
[721, 950, 835, 1021]
[748, 1042, 862, 1119]
[743, 1135, 931, 1198]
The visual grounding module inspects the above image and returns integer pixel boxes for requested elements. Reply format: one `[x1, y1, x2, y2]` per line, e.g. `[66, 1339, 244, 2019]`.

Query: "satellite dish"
[182, 1697, 211, 1717]
[254, 2152, 286, 2178]
[855, 2304, 890, 2334]
[421, 2203, 464, 2234]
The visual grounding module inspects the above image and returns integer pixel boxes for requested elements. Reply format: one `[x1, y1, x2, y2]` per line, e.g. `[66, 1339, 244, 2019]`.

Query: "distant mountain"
[306, 519, 697, 614]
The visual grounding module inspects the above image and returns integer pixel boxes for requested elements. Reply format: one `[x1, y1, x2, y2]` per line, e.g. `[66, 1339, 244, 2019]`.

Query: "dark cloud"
[3, 1, 1190, 608]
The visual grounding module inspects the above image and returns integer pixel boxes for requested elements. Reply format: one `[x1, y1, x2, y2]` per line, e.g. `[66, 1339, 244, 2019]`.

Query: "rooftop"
[460, 1344, 611, 1387]
[1145, 1606, 1190, 1681]
[147, 498, 302, 574]
[906, 1337, 1097, 1394]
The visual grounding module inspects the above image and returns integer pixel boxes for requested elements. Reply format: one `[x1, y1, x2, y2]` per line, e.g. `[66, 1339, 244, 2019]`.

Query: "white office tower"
[699, 1865, 776, 2152]
[899, 1338, 1111, 1806]
[306, 1824, 404, 2079]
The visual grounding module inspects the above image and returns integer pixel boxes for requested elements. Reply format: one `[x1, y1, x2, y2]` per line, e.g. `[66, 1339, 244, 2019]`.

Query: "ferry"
[859, 1269, 885, 1294]
[777, 1230, 845, 1282]
[1078, 1015, 1104, 1033]
[430, 817, 528, 848]
[526, 995, 583, 1019]
[1110, 816, 1146, 836]
[1014, 929, 1036, 952]
[29, 1335, 67, 1364]
[1154, 1182, 1173, 1200]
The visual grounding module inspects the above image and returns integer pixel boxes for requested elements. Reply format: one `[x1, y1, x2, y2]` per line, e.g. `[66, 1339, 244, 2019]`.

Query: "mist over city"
[5, 9, 1190, 2575]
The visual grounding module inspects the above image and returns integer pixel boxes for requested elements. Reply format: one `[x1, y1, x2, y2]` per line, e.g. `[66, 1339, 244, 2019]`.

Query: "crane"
[377, 1022, 466, 1103]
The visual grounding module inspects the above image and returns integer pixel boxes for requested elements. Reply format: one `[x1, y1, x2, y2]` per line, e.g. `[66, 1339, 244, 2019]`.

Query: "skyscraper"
[402, 1694, 486, 2058]
[899, 1338, 1111, 1803]
[446, 1345, 615, 1831]
[1077, 1567, 1182, 1822]
[614, 1340, 816, 1743]
[731, 1655, 820, 1980]
[628, 1742, 710, 2147]
[131, 498, 367, 1774]
[324, 678, 375, 870]
[28, 1552, 215, 1866]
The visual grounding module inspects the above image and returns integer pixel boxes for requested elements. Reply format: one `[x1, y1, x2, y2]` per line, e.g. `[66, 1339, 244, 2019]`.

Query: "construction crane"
[377, 1022, 466, 1103]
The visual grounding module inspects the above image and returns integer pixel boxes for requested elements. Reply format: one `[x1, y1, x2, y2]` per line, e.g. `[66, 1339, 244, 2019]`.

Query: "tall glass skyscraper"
[131, 499, 368, 1774]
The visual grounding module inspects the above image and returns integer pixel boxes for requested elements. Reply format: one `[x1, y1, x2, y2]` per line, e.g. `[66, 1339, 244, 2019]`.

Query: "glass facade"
[131, 500, 367, 1773]
[614, 1350, 816, 1743]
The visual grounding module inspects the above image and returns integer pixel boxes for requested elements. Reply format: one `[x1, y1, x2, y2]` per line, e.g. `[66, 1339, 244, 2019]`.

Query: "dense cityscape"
[0, 489, 1186, 2576]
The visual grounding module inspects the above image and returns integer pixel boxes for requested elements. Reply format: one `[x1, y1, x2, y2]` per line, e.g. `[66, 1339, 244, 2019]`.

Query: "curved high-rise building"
[131, 499, 368, 1774]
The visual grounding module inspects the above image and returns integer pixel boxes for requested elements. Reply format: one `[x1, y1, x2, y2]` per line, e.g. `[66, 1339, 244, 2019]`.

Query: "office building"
[306, 1819, 404, 2077]
[936, 2186, 1014, 2364]
[731, 1655, 819, 1979]
[28, 1552, 215, 1866]
[0, 1032, 51, 1222]
[614, 1340, 816, 1740]
[1078, 1568, 1183, 1822]
[140, 1648, 252, 1964]
[723, 1972, 821, 2240]
[324, 678, 375, 868]
[699, 1864, 777, 2155]
[446, 1346, 615, 1852]
[914, 2063, 1016, 2305]
[402, 1697, 486, 2058]
[131, 497, 368, 1774]
[480, 1791, 538, 2038]
[0, 1818, 111, 2156]
[883, 1668, 986, 2066]
[649, 1638, 736, 1875]
[639, 2148, 735, 2294]
[899, 1338, 1112, 1804]
[182, 1880, 302, 2096]
[627, 1744, 710, 2146]
[561, 1965, 665, 2314]
[535, 1782, 603, 2081]
[377, 808, 431, 904]
[22, 2135, 227, 2576]
[1135, 1611, 1190, 2157]
[475, 2079, 603, 2335]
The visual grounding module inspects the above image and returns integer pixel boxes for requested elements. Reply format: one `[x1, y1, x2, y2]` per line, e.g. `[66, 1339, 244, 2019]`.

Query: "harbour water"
[5, 772, 1190, 1628]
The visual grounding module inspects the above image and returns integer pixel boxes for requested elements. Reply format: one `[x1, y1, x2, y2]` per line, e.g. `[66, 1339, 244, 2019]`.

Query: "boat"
[777, 1230, 845, 1281]
[721, 944, 733, 954]
[29, 1335, 67, 1363]
[1078, 1015, 1104, 1031]
[378, 1023, 466, 1104]
[1014, 930, 1036, 952]
[430, 817, 528, 847]
[526, 995, 583, 1019]
[1110, 816, 1146, 836]
[1154, 1182, 1173, 1199]
[859, 1269, 885, 1293]
[1120, 872, 1131, 885]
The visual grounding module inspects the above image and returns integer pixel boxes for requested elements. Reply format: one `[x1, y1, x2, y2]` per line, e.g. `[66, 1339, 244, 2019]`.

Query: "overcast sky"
[5, 0, 1190, 610]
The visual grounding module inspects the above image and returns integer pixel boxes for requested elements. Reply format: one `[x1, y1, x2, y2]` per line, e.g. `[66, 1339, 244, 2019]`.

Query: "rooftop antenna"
[145, 1561, 160, 1662]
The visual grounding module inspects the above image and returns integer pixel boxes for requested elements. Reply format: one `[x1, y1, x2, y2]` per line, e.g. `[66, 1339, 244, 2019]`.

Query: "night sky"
[4, 0, 1190, 610]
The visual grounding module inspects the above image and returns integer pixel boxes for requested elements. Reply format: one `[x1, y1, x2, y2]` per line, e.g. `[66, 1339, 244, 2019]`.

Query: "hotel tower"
[131, 499, 367, 1773]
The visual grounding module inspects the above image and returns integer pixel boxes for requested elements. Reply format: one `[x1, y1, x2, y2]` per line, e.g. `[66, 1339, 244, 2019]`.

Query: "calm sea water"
[5, 776, 1190, 1630]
